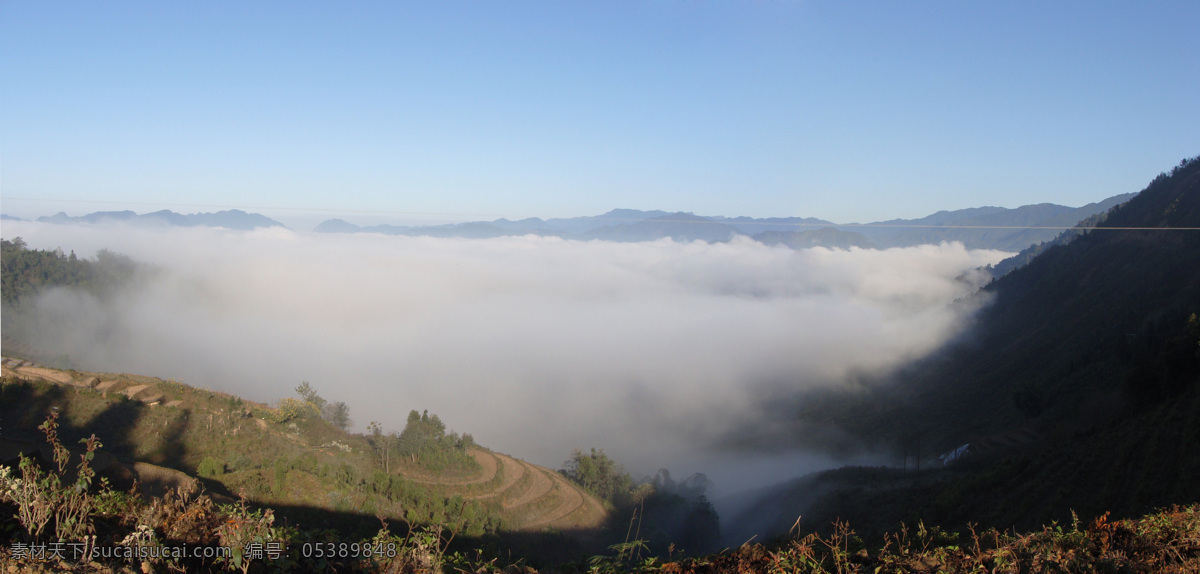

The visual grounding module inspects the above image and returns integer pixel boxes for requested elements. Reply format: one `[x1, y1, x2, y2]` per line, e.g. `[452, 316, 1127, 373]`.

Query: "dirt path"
[569, 488, 608, 528]
[525, 481, 585, 529]
[493, 453, 526, 493]
[400, 449, 499, 485]
[504, 462, 554, 509]
[467, 453, 526, 500]
[400, 451, 603, 531]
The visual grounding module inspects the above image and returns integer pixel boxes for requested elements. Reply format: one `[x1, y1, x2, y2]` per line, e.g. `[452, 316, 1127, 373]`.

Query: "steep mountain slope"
[987, 204, 1116, 278]
[731, 157, 1200, 542]
[877, 158, 1200, 444]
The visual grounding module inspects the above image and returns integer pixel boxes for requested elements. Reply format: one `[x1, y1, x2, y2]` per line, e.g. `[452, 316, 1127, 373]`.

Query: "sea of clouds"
[2, 221, 1009, 493]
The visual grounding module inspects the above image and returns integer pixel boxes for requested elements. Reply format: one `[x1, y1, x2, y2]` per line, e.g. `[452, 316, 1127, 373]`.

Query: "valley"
[2, 156, 1199, 572]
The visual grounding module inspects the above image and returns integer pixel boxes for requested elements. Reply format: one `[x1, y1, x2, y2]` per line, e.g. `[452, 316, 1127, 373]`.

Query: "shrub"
[270, 397, 320, 424]
[197, 456, 225, 478]
[0, 410, 103, 542]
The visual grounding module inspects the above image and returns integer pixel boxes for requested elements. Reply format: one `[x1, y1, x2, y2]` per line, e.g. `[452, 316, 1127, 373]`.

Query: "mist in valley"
[1, 220, 1010, 498]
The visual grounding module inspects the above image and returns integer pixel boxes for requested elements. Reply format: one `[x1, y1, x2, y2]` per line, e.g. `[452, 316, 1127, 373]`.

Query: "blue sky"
[2, 1, 1197, 227]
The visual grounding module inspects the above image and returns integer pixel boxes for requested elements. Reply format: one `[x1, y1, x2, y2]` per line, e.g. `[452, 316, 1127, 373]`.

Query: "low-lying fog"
[2, 221, 1009, 496]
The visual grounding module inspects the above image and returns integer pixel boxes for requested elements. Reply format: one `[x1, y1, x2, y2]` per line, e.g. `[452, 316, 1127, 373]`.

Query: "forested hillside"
[0, 238, 140, 306]
[746, 156, 1200, 540]
[876, 155, 1200, 449]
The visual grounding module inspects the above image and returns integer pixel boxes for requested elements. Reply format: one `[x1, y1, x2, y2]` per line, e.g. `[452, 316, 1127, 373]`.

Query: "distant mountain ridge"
[724, 155, 1200, 543]
[842, 193, 1137, 251]
[316, 196, 1134, 252]
[5, 195, 1135, 253]
[314, 209, 680, 239]
[33, 209, 286, 230]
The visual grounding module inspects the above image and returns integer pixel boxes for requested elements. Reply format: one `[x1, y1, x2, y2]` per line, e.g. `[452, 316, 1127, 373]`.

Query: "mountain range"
[315, 196, 1135, 253]
[3, 196, 1136, 255]
[4, 209, 288, 231]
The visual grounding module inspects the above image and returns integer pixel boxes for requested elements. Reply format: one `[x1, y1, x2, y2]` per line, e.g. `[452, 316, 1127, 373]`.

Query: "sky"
[1, 1, 1197, 228]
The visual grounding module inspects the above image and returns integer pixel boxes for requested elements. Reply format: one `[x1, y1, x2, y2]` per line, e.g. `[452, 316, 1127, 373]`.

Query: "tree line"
[560, 447, 721, 556]
[1, 237, 140, 306]
[368, 410, 477, 475]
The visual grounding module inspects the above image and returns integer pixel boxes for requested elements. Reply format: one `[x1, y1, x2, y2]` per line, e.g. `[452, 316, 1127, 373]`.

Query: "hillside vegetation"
[4, 402, 1200, 573]
[0, 238, 140, 308]
[0, 361, 609, 541]
[731, 156, 1200, 541]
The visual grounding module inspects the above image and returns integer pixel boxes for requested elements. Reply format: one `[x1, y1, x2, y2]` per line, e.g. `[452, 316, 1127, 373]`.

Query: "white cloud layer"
[2, 222, 1008, 492]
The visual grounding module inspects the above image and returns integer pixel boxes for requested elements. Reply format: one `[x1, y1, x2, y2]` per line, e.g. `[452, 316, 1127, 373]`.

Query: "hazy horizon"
[0, 190, 1133, 234]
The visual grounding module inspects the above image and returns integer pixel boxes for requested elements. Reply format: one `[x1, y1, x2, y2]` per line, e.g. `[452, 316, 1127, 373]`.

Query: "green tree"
[390, 410, 476, 472]
[367, 421, 398, 473]
[397, 409, 446, 460]
[293, 382, 351, 429]
[325, 401, 351, 430]
[295, 381, 327, 412]
[561, 447, 633, 503]
[2, 238, 137, 306]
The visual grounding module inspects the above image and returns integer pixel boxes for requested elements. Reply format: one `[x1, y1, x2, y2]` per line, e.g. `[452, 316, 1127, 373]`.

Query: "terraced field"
[399, 446, 608, 531]
[0, 357, 609, 534]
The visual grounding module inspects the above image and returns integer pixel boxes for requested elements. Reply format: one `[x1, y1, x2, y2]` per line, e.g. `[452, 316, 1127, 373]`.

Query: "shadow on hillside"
[255, 500, 609, 567]
[0, 378, 194, 497]
[0, 378, 616, 566]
